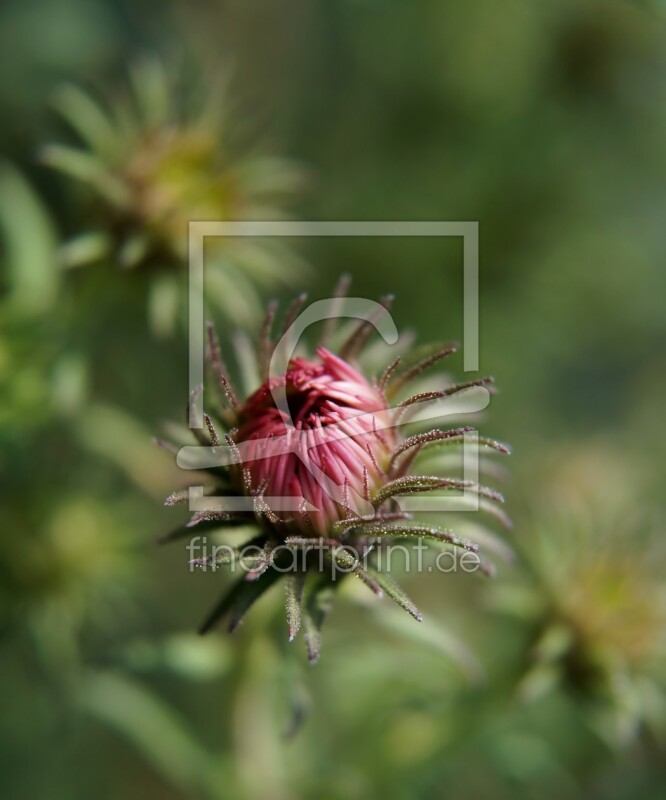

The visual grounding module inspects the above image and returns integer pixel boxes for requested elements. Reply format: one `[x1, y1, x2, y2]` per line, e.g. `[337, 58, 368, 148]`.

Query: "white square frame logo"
[185, 220, 483, 515]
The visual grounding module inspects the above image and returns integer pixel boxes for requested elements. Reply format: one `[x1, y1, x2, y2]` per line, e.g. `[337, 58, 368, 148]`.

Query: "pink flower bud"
[236, 348, 394, 535]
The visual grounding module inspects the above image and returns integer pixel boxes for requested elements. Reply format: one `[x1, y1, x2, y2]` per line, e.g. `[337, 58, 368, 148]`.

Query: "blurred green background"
[1, 0, 666, 798]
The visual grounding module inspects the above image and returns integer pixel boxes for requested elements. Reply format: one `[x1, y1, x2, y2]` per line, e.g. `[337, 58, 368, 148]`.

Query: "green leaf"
[235, 156, 307, 198]
[302, 579, 333, 665]
[0, 162, 59, 314]
[130, 58, 170, 128]
[387, 343, 457, 396]
[358, 602, 484, 682]
[123, 634, 230, 681]
[41, 144, 129, 207]
[327, 545, 384, 596]
[365, 566, 422, 621]
[158, 515, 251, 545]
[52, 84, 118, 158]
[517, 663, 561, 702]
[59, 231, 112, 268]
[355, 522, 479, 553]
[119, 232, 151, 269]
[199, 565, 280, 634]
[285, 571, 306, 641]
[76, 404, 171, 496]
[390, 426, 510, 470]
[80, 670, 219, 795]
[205, 259, 263, 327]
[147, 272, 180, 338]
[372, 475, 504, 507]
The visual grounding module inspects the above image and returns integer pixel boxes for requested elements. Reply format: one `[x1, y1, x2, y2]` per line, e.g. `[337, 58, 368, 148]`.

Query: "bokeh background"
[1, 1, 666, 798]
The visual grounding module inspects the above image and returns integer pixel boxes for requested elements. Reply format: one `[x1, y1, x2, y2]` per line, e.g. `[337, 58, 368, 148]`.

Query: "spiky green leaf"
[355, 523, 479, 552]
[199, 565, 279, 634]
[372, 475, 504, 507]
[365, 566, 422, 621]
[285, 571, 306, 641]
[302, 579, 333, 665]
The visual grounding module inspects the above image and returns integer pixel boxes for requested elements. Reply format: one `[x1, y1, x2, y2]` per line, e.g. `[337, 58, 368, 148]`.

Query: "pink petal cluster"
[236, 348, 394, 534]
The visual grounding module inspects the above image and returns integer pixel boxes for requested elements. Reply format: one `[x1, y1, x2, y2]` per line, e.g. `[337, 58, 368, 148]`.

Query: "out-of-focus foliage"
[494, 445, 666, 747]
[509, 518, 666, 746]
[1, 0, 666, 799]
[41, 59, 307, 335]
